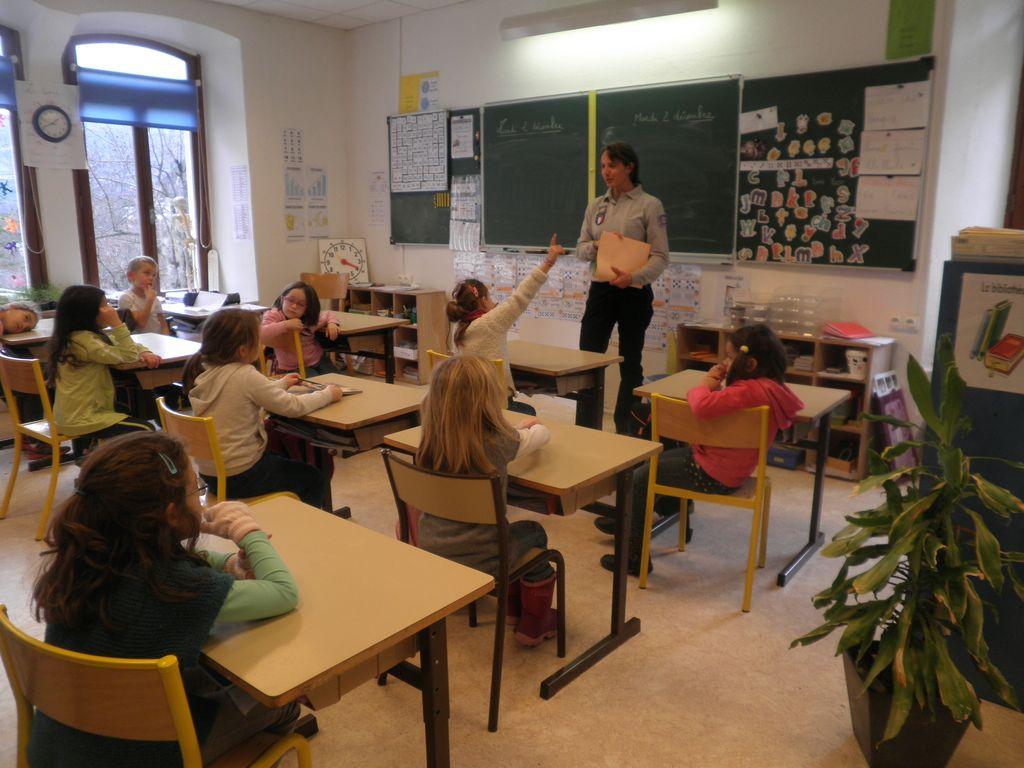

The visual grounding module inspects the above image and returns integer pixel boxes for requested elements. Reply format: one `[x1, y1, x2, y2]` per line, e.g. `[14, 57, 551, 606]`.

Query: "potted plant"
[792, 335, 1024, 767]
[10, 283, 64, 313]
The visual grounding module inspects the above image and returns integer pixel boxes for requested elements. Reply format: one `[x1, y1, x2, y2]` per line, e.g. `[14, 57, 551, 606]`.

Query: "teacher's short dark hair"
[601, 142, 640, 185]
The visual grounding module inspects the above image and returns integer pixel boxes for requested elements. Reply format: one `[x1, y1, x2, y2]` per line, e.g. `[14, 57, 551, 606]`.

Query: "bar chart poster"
[284, 165, 306, 242]
[307, 166, 328, 238]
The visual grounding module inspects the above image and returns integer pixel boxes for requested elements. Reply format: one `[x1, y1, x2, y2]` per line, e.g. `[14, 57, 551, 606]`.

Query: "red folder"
[823, 322, 873, 339]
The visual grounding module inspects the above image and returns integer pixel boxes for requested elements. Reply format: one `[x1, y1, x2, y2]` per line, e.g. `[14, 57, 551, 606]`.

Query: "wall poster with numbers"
[735, 59, 933, 271]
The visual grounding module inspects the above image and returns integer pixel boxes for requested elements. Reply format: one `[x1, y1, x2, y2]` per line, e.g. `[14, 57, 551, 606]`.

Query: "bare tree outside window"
[0, 109, 28, 291]
[84, 121, 142, 291]
[149, 127, 197, 290]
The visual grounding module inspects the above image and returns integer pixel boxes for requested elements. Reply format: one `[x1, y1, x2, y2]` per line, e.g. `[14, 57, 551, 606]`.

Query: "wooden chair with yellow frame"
[0, 604, 312, 768]
[381, 448, 566, 732]
[300, 272, 349, 312]
[637, 393, 772, 613]
[426, 349, 504, 381]
[156, 397, 297, 506]
[0, 353, 77, 541]
[259, 330, 305, 379]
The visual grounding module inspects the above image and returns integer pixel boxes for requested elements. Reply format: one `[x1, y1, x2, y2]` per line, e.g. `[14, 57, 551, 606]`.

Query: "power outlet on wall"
[889, 314, 920, 332]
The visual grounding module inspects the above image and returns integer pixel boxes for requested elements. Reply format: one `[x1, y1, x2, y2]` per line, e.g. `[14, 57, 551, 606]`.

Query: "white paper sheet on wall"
[855, 175, 921, 221]
[859, 129, 926, 175]
[230, 164, 252, 241]
[739, 105, 778, 134]
[864, 81, 931, 130]
[450, 114, 474, 159]
[389, 111, 448, 193]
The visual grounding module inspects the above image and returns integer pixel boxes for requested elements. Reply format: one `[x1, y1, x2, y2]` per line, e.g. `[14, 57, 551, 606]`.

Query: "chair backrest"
[426, 349, 504, 381]
[651, 393, 770, 452]
[156, 397, 228, 502]
[381, 448, 504, 527]
[0, 604, 203, 767]
[259, 330, 305, 379]
[300, 272, 349, 310]
[0, 353, 56, 428]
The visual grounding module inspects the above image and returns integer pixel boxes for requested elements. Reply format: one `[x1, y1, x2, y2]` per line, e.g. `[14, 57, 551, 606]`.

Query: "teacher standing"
[575, 142, 668, 433]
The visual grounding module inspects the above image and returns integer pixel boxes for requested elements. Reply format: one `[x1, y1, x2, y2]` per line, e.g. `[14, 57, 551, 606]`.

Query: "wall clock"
[32, 104, 72, 144]
[318, 238, 369, 284]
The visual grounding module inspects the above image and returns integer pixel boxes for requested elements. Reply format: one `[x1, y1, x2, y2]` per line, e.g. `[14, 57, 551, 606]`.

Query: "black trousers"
[577, 281, 654, 433]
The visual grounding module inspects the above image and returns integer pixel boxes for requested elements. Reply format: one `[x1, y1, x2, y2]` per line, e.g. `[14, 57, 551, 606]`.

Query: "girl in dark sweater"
[29, 432, 301, 767]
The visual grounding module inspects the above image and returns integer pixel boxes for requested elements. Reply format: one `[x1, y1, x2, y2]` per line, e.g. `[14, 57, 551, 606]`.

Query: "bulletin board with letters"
[735, 58, 933, 271]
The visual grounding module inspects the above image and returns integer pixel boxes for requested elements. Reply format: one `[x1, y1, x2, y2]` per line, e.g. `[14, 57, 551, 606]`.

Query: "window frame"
[63, 34, 211, 290]
[1006, 51, 1024, 229]
[0, 24, 47, 286]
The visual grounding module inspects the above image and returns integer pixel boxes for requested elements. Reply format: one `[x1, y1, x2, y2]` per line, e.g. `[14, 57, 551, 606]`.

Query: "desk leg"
[589, 369, 606, 431]
[777, 414, 831, 586]
[419, 618, 451, 768]
[384, 330, 395, 384]
[540, 468, 641, 698]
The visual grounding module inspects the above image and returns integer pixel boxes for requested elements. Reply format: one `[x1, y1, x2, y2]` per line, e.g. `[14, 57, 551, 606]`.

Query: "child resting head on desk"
[414, 354, 559, 648]
[29, 432, 301, 767]
[260, 280, 341, 376]
[594, 323, 805, 576]
[182, 307, 341, 509]
[0, 300, 38, 335]
[446, 234, 565, 416]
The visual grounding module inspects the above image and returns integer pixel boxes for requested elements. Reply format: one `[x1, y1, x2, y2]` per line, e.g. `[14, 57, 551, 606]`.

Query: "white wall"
[345, 0, 1024, 400]
[1, 0, 350, 304]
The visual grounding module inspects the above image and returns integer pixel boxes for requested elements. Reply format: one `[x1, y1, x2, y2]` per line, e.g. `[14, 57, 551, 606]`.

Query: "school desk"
[325, 311, 410, 384]
[383, 412, 663, 700]
[633, 370, 850, 586]
[202, 494, 492, 768]
[507, 340, 623, 430]
[160, 301, 268, 320]
[114, 333, 201, 389]
[0, 317, 54, 349]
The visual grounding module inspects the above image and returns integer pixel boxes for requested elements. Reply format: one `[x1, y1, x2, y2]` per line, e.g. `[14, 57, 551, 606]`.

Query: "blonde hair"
[126, 255, 157, 273]
[417, 355, 517, 475]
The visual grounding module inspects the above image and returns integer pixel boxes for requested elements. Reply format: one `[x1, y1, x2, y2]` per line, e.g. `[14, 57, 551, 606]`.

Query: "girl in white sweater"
[182, 308, 341, 509]
[447, 235, 564, 414]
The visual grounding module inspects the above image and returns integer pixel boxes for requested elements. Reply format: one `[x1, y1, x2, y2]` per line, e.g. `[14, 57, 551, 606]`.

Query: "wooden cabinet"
[676, 324, 894, 481]
[347, 287, 447, 384]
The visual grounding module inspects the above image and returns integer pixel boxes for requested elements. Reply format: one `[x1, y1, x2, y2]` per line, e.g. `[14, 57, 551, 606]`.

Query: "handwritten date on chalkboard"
[632, 106, 716, 125]
[496, 117, 564, 137]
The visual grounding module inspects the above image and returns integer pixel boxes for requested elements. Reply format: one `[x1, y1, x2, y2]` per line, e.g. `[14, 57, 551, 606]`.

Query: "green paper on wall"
[886, 0, 935, 60]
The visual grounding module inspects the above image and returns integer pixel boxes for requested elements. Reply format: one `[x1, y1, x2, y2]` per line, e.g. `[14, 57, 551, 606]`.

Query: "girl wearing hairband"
[575, 141, 669, 434]
[593, 324, 804, 576]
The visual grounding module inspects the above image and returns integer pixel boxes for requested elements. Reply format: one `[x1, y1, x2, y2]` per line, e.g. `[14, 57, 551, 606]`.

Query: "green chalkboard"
[389, 190, 450, 245]
[483, 94, 589, 249]
[596, 78, 741, 259]
[736, 58, 933, 270]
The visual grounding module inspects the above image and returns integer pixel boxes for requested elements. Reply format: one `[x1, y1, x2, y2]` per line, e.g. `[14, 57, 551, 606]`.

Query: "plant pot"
[843, 650, 970, 767]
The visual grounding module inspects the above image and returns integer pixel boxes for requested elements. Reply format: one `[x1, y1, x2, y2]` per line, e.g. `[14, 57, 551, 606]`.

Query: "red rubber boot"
[514, 574, 558, 647]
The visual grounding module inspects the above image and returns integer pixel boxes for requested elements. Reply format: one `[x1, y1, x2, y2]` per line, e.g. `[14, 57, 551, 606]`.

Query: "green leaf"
[837, 600, 894, 654]
[853, 529, 922, 596]
[1009, 565, 1024, 601]
[844, 513, 894, 528]
[790, 622, 838, 648]
[961, 580, 987, 658]
[881, 440, 929, 461]
[883, 646, 916, 741]
[907, 353, 943, 440]
[856, 466, 919, 496]
[821, 526, 873, 558]
[936, 333, 954, 376]
[891, 488, 942, 543]
[972, 456, 1024, 471]
[919, 641, 939, 716]
[940, 342, 966, 441]
[978, 659, 1021, 711]
[940, 447, 964, 490]
[861, 412, 915, 429]
[868, 449, 891, 476]
[930, 624, 981, 725]
[922, 533, 945, 569]
[973, 474, 1024, 518]
[861, 624, 900, 694]
[846, 544, 893, 567]
[966, 510, 1004, 592]
[893, 600, 916, 688]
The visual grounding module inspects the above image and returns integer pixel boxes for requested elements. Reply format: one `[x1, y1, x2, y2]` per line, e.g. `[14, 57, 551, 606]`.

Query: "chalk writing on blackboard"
[496, 117, 564, 137]
[632, 106, 715, 126]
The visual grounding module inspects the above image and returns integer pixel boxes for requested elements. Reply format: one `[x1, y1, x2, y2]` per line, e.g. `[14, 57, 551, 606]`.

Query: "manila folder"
[594, 231, 651, 283]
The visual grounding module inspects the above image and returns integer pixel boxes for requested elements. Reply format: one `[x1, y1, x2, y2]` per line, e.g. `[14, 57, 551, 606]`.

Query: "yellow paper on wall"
[399, 71, 440, 114]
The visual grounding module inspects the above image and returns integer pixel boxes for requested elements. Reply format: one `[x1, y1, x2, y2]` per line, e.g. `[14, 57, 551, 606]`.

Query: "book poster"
[954, 273, 1024, 394]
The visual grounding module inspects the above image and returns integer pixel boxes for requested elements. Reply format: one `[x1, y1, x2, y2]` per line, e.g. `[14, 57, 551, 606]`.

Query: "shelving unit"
[676, 323, 894, 481]
[347, 286, 447, 384]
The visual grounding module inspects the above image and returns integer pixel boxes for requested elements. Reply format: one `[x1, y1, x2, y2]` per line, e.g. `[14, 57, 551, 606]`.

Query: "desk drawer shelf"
[347, 287, 445, 384]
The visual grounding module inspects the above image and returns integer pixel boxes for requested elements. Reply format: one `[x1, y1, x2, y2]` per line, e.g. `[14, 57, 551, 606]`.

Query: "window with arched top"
[0, 25, 46, 291]
[65, 35, 210, 291]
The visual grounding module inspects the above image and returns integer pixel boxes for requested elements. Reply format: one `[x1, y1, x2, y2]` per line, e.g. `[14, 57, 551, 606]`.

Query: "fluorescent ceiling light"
[500, 0, 718, 40]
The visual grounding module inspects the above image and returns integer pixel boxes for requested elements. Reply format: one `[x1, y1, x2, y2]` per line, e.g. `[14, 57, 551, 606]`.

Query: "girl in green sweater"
[30, 432, 301, 766]
[46, 284, 161, 438]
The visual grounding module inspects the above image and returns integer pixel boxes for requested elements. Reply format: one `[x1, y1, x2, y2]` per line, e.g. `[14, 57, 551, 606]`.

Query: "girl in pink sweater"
[597, 323, 804, 576]
[260, 281, 341, 375]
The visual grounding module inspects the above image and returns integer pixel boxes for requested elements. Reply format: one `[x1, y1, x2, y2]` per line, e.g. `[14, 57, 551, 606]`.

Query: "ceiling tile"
[318, 13, 369, 29]
[283, 0, 371, 12]
[245, 0, 333, 23]
[205, 0, 257, 7]
[344, 2, 422, 23]
[398, 0, 465, 9]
